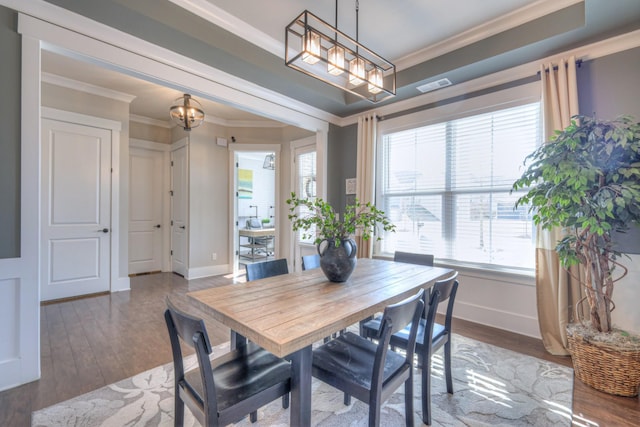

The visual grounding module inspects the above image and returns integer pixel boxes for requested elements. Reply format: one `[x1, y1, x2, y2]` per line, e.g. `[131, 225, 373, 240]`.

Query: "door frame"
[129, 139, 171, 273]
[289, 136, 318, 271]
[228, 143, 281, 275]
[41, 107, 125, 295]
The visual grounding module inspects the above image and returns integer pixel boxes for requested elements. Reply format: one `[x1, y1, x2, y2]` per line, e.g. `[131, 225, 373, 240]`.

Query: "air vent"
[417, 78, 452, 93]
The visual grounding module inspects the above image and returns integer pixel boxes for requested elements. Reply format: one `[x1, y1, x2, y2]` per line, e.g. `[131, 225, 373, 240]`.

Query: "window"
[295, 149, 317, 244]
[377, 101, 540, 270]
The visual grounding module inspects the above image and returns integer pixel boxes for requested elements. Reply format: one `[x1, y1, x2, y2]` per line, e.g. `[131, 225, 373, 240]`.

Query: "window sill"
[373, 255, 535, 287]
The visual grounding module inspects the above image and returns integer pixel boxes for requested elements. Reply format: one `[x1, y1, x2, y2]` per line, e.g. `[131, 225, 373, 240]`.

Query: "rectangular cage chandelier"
[285, 8, 396, 104]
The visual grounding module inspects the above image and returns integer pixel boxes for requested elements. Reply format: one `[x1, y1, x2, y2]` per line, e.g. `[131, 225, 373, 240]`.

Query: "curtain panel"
[537, 56, 584, 355]
[355, 113, 377, 258]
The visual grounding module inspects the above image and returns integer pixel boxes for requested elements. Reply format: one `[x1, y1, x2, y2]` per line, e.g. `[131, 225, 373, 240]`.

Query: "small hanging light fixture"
[263, 153, 275, 170]
[169, 94, 205, 131]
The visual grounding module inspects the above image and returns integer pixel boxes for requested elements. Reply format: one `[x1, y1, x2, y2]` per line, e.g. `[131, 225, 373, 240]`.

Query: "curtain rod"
[537, 58, 583, 75]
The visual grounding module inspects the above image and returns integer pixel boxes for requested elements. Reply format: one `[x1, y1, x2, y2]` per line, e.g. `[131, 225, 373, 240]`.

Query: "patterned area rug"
[32, 334, 573, 426]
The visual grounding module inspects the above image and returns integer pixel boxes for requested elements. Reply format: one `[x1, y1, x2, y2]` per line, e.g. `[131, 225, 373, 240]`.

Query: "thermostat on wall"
[345, 178, 356, 195]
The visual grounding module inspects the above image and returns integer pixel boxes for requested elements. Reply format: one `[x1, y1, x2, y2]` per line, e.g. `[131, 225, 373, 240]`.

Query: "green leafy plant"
[286, 192, 396, 246]
[512, 115, 640, 333]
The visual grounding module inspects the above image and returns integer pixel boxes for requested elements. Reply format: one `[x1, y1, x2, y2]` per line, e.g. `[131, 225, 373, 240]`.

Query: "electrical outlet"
[211, 253, 217, 261]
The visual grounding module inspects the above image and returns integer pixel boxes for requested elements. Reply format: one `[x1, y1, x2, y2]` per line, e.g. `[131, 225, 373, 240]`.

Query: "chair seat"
[184, 342, 291, 413]
[312, 332, 409, 397]
[362, 316, 446, 348]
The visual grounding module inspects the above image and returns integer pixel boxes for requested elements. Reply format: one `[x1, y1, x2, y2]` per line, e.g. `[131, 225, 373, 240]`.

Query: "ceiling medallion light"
[285, 0, 396, 103]
[169, 93, 205, 131]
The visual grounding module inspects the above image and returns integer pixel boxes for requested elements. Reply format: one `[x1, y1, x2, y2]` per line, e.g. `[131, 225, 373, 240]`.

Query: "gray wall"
[326, 123, 357, 213]
[0, 6, 20, 258]
[578, 47, 640, 119]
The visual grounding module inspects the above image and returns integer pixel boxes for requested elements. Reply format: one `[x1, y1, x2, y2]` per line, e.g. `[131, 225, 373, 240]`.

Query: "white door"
[128, 147, 164, 275]
[41, 119, 112, 301]
[292, 142, 318, 271]
[171, 143, 188, 277]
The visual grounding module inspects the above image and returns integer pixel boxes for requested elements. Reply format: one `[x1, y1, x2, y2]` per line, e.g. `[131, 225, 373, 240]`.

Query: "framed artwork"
[238, 169, 253, 199]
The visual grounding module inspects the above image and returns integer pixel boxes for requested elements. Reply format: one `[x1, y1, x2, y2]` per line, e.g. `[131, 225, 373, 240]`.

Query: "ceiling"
[39, 0, 640, 125]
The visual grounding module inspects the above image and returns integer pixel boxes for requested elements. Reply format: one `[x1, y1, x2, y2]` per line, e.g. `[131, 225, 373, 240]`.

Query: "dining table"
[186, 257, 454, 426]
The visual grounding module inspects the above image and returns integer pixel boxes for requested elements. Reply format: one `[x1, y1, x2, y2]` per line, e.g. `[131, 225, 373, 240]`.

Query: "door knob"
[179, 225, 186, 229]
[155, 224, 161, 228]
[99, 228, 109, 233]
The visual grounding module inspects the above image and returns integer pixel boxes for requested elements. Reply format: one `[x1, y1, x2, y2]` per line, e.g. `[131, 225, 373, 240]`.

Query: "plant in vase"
[512, 115, 640, 396]
[286, 192, 396, 282]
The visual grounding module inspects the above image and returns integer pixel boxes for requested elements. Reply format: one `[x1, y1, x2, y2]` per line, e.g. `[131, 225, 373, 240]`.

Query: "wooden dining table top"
[187, 258, 453, 358]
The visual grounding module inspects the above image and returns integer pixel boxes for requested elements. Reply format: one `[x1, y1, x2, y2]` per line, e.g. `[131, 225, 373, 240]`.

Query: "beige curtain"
[355, 113, 377, 258]
[537, 56, 584, 355]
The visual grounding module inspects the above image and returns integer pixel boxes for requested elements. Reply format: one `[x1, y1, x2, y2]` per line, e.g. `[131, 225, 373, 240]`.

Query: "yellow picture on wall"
[238, 169, 253, 199]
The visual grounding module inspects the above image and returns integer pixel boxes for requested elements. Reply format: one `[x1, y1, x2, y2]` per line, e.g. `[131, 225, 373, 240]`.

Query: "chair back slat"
[301, 254, 321, 271]
[393, 251, 434, 266]
[246, 258, 288, 281]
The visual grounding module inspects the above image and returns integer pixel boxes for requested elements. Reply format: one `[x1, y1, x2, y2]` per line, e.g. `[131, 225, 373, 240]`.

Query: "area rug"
[32, 334, 573, 426]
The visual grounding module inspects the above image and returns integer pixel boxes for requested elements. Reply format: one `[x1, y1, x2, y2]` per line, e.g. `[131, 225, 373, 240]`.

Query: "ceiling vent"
[417, 78, 452, 93]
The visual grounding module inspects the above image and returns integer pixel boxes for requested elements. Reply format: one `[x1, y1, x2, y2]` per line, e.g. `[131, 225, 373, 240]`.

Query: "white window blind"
[378, 102, 540, 270]
[296, 150, 317, 244]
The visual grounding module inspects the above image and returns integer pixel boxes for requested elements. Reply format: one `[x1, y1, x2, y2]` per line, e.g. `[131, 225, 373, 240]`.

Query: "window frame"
[374, 82, 541, 275]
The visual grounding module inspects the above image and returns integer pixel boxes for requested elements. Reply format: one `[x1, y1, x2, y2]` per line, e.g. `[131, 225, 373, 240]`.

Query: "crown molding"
[10, 0, 334, 130]
[42, 72, 137, 103]
[338, 28, 640, 127]
[394, 0, 584, 71]
[167, 0, 282, 58]
[129, 114, 171, 128]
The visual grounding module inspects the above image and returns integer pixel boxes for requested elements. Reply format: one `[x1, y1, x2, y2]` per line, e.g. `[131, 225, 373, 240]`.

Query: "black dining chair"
[164, 298, 291, 427]
[245, 258, 288, 281]
[360, 272, 459, 425]
[358, 252, 434, 336]
[301, 254, 321, 271]
[393, 251, 434, 266]
[311, 289, 425, 427]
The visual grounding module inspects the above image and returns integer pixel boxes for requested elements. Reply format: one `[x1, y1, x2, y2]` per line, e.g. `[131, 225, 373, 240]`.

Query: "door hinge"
[235, 250, 239, 256]
[236, 162, 239, 167]
[170, 190, 174, 196]
[171, 161, 174, 166]
[111, 167, 113, 172]
[236, 191, 239, 197]
[171, 250, 173, 255]
[171, 220, 174, 226]
[235, 221, 239, 226]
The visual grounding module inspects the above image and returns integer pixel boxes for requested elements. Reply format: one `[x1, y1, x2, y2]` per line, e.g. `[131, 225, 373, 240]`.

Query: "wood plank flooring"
[1, 271, 638, 426]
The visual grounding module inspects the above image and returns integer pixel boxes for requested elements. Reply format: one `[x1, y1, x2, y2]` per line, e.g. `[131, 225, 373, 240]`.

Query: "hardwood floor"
[1, 271, 638, 426]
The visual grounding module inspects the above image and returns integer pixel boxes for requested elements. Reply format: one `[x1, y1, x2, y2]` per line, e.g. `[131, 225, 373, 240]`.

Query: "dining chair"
[393, 251, 434, 266]
[245, 258, 288, 281]
[360, 271, 459, 425]
[301, 253, 321, 271]
[164, 298, 291, 427]
[358, 251, 434, 336]
[311, 289, 425, 427]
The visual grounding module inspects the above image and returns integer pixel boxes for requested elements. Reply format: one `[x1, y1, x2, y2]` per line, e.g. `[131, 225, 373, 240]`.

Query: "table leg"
[230, 331, 247, 349]
[289, 345, 312, 426]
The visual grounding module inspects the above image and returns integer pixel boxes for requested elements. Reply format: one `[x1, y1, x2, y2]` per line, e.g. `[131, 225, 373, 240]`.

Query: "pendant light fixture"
[285, 0, 396, 103]
[169, 94, 205, 131]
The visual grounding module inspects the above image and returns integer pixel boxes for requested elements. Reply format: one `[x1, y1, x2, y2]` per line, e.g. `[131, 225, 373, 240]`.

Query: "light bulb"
[349, 57, 365, 85]
[302, 30, 320, 65]
[368, 68, 383, 94]
[327, 45, 344, 75]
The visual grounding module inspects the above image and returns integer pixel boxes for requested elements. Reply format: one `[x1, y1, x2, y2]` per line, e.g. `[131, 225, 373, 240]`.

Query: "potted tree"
[512, 115, 640, 396]
[286, 192, 395, 282]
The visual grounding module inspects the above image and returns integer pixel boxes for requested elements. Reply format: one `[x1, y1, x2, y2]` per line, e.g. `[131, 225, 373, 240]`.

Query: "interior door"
[41, 119, 112, 301]
[293, 143, 317, 271]
[171, 143, 188, 277]
[128, 147, 164, 275]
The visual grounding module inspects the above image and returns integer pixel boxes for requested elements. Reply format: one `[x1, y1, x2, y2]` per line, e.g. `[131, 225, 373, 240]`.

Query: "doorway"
[230, 147, 279, 275]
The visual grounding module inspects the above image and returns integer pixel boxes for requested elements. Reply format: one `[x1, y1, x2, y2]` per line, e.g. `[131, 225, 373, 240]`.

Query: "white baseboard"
[111, 276, 131, 292]
[187, 264, 231, 280]
[454, 300, 541, 339]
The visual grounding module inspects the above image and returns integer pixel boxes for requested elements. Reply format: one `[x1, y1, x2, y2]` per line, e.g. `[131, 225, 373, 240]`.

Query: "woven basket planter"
[567, 328, 640, 397]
